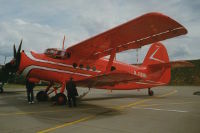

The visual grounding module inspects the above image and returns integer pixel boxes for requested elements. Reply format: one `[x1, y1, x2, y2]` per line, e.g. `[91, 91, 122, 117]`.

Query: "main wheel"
[36, 91, 48, 102]
[55, 93, 67, 105]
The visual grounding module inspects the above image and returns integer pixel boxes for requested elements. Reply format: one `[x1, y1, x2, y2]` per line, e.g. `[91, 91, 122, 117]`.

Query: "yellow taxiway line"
[37, 89, 178, 133]
[37, 115, 95, 133]
[139, 101, 199, 107]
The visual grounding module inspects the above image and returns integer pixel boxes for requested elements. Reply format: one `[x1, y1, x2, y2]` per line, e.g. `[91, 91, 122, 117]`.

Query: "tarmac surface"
[0, 86, 200, 133]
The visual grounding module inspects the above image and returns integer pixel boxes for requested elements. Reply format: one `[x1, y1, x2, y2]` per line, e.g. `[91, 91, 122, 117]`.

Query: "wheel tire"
[36, 91, 48, 102]
[55, 93, 67, 105]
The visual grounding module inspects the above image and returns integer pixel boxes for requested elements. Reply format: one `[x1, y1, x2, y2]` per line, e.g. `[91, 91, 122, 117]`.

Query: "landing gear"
[55, 93, 67, 105]
[148, 88, 154, 96]
[35, 82, 67, 105]
[36, 91, 48, 102]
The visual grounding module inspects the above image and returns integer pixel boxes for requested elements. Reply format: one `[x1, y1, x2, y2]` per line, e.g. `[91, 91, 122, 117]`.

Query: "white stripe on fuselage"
[25, 52, 101, 73]
[22, 52, 96, 77]
[23, 52, 165, 86]
[21, 65, 91, 77]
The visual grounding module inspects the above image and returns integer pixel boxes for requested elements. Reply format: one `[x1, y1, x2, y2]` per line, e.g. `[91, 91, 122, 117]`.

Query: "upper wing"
[75, 70, 141, 88]
[67, 12, 187, 64]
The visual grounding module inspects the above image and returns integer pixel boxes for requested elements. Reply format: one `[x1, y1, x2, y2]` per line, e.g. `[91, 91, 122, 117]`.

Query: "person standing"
[0, 82, 4, 93]
[26, 80, 35, 104]
[66, 77, 78, 107]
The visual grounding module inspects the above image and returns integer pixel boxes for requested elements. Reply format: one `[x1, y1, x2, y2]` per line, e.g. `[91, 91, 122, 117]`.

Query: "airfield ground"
[0, 86, 200, 133]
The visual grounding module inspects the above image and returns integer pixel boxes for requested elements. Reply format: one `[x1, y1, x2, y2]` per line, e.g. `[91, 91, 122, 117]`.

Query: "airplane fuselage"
[18, 49, 169, 91]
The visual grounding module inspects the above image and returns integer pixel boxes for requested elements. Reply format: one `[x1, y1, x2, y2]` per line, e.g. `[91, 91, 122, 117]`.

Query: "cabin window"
[86, 65, 90, 70]
[111, 66, 116, 71]
[66, 52, 71, 58]
[92, 66, 96, 71]
[79, 64, 84, 69]
[73, 63, 77, 68]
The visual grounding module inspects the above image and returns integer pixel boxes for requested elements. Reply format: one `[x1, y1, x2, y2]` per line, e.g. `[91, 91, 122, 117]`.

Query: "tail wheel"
[55, 93, 67, 105]
[148, 88, 154, 96]
[36, 91, 48, 101]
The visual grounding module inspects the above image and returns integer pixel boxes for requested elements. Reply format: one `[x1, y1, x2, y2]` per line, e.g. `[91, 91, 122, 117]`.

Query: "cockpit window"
[44, 48, 70, 59]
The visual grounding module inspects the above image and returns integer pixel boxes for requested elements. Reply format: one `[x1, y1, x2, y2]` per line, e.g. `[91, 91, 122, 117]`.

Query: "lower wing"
[75, 71, 141, 88]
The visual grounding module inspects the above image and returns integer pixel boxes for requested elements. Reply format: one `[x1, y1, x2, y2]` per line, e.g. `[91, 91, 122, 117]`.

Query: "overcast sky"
[0, 0, 199, 64]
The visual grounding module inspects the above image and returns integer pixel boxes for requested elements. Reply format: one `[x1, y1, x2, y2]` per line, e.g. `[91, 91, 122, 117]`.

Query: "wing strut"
[106, 49, 116, 72]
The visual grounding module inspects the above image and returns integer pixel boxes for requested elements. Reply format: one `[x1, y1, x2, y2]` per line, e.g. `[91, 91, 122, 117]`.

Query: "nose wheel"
[36, 91, 48, 102]
[148, 88, 154, 96]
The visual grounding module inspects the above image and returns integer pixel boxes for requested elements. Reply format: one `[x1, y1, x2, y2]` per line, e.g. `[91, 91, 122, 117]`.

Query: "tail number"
[134, 70, 147, 78]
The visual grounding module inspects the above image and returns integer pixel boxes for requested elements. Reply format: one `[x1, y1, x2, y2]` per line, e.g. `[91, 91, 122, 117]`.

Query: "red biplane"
[3, 12, 191, 104]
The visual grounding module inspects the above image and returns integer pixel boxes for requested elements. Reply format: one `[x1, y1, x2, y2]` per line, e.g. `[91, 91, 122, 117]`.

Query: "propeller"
[13, 39, 22, 69]
[1, 40, 23, 80]
[13, 44, 16, 58]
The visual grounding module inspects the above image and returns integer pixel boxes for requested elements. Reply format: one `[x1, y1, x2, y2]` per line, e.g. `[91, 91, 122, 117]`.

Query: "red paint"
[17, 12, 187, 93]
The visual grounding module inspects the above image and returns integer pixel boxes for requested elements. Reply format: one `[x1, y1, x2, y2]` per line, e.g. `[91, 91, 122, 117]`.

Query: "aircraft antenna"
[62, 35, 66, 50]
[136, 49, 139, 64]
[4, 56, 7, 65]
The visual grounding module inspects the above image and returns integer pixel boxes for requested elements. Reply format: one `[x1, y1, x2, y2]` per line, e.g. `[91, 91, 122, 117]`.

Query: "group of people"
[26, 77, 78, 107]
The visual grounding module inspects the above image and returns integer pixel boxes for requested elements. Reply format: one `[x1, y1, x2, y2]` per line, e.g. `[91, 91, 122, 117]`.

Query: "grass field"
[170, 59, 200, 86]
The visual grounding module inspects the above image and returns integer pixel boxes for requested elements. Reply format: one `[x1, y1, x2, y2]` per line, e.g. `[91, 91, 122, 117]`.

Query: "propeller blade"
[13, 44, 16, 58]
[17, 39, 22, 54]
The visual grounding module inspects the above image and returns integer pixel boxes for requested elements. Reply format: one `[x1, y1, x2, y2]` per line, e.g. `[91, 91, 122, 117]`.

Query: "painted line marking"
[155, 90, 177, 98]
[116, 89, 177, 110]
[132, 107, 188, 113]
[115, 99, 152, 109]
[139, 101, 199, 107]
[37, 115, 95, 133]
[37, 89, 178, 133]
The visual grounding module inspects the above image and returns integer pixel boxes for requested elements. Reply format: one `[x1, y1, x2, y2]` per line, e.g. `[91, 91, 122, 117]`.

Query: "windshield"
[44, 48, 70, 59]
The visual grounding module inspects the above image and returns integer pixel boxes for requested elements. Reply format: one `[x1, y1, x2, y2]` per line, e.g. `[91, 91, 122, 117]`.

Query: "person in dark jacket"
[66, 77, 78, 107]
[26, 80, 35, 104]
[0, 82, 4, 93]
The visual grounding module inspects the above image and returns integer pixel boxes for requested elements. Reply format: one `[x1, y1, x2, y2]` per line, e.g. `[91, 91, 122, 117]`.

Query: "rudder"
[143, 42, 169, 66]
[142, 42, 171, 84]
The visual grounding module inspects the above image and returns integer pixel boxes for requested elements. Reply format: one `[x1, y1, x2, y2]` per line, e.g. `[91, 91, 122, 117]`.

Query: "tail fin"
[143, 42, 169, 66]
[143, 42, 171, 84]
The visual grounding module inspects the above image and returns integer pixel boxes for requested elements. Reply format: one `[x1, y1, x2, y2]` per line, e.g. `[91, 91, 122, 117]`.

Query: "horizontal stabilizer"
[132, 61, 194, 69]
[169, 61, 194, 68]
[148, 61, 194, 69]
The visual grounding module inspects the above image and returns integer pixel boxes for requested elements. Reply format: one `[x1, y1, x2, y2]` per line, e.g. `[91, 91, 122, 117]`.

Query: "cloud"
[0, 0, 199, 64]
[0, 19, 64, 59]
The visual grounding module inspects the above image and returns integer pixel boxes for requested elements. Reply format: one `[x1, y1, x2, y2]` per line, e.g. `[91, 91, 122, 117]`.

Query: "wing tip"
[145, 12, 188, 35]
